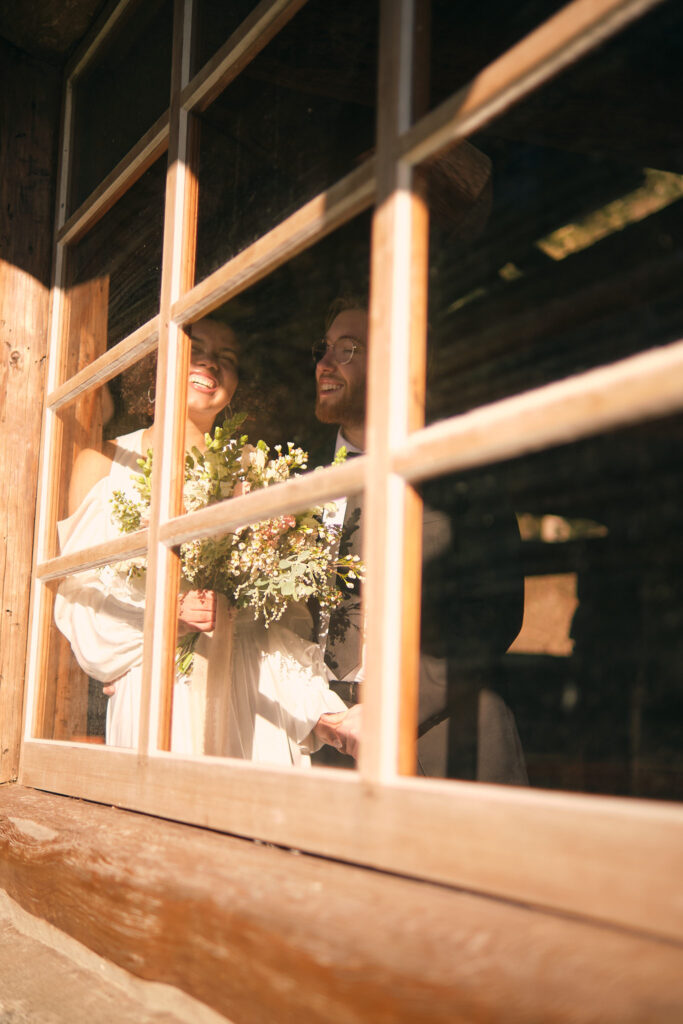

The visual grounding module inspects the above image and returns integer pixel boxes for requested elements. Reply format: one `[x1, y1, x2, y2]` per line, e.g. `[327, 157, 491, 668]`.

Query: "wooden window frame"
[20, 0, 683, 945]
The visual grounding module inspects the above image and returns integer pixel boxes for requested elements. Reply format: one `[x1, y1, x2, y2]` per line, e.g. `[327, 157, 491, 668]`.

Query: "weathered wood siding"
[0, 40, 60, 781]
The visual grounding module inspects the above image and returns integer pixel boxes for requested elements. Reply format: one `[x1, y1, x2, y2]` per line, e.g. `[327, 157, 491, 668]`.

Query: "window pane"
[187, 212, 371, 460]
[422, 1, 683, 424]
[191, 0, 258, 75]
[43, 366, 157, 745]
[426, 0, 567, 115]
[415, 412, 683, 801]
[64, 158, 165, 376]
[194, 0, 377, 281]
[69, 0, 173, 212]
[39, 579, 109, 743]
[171, 217, 370, 763]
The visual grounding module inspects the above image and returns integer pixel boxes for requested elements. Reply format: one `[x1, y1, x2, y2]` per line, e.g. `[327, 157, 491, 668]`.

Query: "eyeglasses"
[311, 336, 361, 366]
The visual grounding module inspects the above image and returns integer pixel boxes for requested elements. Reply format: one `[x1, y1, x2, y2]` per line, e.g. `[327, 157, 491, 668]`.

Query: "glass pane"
[164, 216, 369, 762]
[44, 365, 157, 745]
[39, 579, 110, 743]
[423, 1, 683, 424]
[168, 518, 364, 764]
[427, 0, 567, 115]
[191, 0, 257, 75]
[64, 158, 165, 374]
[69, 0, 173, 212]
[189, 212, 371, 459]
[194, 0, 377, 281]
[415, 411, 683, 801]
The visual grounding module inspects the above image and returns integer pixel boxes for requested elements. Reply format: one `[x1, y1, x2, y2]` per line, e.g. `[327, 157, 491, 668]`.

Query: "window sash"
[21, 0, 683, 944]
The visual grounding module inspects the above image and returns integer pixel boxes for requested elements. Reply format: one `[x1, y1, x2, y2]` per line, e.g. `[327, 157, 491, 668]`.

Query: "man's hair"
[324, 293, 369, 333]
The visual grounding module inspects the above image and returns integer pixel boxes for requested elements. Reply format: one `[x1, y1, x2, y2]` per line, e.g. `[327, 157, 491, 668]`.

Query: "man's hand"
[315, 704, 362, 759]
[178, 589, 217, 635]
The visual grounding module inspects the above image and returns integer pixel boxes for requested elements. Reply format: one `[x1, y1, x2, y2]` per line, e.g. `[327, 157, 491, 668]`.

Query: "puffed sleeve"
[53, 477, 145, 684]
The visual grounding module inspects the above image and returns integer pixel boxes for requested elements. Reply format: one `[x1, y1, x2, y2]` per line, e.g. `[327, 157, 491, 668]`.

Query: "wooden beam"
[47, 316, 158, 411]
[159, 457, 365, 546]
[140, 0, 199, 754]
[35, 530, 149, 583]
[1, 784, 682, 1023]
[362, 0, 425, 781]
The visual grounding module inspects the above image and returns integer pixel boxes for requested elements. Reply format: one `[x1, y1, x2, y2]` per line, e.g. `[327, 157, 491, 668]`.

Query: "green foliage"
[108, 415, 364, 673]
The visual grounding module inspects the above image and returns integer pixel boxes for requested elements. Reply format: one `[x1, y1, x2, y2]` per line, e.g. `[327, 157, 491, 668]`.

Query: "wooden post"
[0, 43, 61, 777]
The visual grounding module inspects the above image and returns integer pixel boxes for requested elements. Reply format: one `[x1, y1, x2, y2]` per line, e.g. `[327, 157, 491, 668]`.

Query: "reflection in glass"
[416, 414, 683, 801]
[424, 1, 683, 423]
[64, 159, 165, 370]
[69, 0, 173, 212]
[194, 0, 377, 280]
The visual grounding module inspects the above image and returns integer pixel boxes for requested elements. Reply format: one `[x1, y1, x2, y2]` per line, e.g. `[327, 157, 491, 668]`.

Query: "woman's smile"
[189, 371, 218, 393]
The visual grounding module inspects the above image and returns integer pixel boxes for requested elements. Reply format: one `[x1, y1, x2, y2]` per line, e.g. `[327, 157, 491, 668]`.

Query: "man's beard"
[315, 389, 365, 428]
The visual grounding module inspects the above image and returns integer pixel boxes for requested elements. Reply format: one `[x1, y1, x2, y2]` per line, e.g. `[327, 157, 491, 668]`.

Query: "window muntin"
[21, 0, 683, 944]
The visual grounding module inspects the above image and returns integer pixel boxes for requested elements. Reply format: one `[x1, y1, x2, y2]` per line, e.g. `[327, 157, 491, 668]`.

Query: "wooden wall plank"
[1, 784, 682, 1024]
[0, 42, 61, 782]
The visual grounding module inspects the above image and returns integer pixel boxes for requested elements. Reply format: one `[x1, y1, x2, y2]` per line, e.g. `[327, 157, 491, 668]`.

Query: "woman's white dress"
[54, 430, 346, 764]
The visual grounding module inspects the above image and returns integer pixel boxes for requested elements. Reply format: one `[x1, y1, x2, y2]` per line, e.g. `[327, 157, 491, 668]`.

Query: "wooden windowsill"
[1, 783, 681, 1023]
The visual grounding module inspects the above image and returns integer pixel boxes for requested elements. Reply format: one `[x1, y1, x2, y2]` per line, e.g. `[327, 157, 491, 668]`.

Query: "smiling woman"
[185, 319, 240, 447]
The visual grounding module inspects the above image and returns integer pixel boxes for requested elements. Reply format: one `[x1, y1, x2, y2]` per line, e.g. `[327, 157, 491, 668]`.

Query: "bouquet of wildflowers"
[110, 413, 362, 673]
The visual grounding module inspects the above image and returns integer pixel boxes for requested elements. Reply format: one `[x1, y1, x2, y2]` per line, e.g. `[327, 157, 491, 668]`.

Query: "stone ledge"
[0, 892, 230, 1023]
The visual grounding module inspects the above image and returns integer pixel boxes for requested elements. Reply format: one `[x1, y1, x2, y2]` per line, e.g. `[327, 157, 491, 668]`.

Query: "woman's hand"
[315, 704, 362, 759]
[178, 590, 217, 635]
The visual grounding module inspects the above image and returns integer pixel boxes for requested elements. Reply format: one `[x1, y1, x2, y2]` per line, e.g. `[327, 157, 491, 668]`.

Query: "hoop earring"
[147, 385, 156, 407]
